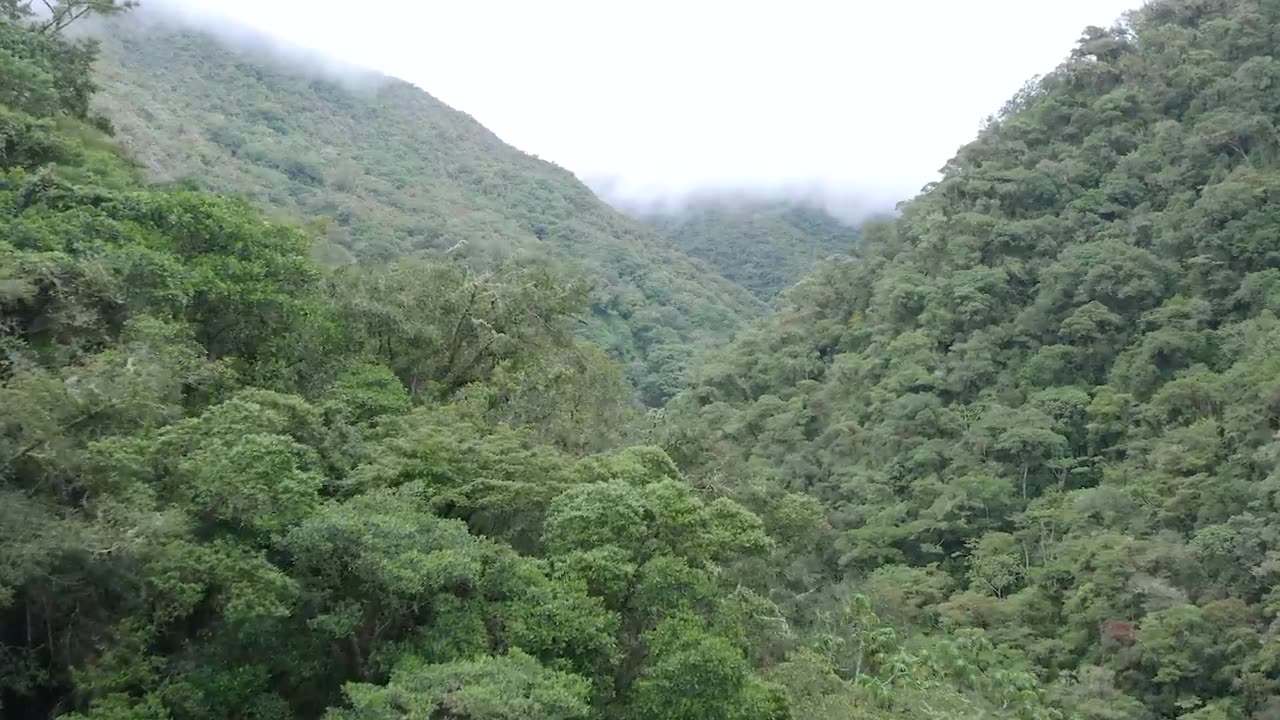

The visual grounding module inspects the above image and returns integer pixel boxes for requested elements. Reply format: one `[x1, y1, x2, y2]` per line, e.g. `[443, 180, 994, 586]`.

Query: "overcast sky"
[149, 0, 1144, 208]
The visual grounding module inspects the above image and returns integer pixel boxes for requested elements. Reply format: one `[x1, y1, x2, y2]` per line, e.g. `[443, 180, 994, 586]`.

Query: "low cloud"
[586, 175, 904, 225]
[102, 0, 387, 92]
[97, 0, 1141, 218]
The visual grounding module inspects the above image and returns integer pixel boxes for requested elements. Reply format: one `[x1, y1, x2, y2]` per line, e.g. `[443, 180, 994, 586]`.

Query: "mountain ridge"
[12, 0, 1280, 718]
[87, 15, 764, 403]
[665, 1, 1280, 716]
[632, 197, 861, 301]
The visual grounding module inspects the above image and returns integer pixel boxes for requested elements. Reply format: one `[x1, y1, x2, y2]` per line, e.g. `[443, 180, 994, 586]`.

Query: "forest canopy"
[665, 0, 1280, 717]
[638, 198, 861, 302]
[7, 0, 1280, 718]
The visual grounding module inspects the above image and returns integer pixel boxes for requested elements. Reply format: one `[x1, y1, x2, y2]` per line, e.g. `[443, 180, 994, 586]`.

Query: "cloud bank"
[120, 0, 1143, 215]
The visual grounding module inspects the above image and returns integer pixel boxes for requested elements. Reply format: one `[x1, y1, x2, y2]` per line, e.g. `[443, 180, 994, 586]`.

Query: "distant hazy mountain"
[633, 198, 860, 301]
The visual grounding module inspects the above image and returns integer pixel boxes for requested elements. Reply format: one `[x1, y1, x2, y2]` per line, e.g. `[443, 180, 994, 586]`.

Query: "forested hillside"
[85, 16, 763, 404]
[0, 2, 1127, 718]
[667, 0, 1280, 716]
[5, 3, 1063, 715]
[638, 199, 860, 301]
[0, 10, 766, 720]
[10, 0, 1280, 718]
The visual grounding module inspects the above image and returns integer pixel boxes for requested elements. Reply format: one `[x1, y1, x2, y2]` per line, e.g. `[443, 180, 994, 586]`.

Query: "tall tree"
[35, 0, 138, 34]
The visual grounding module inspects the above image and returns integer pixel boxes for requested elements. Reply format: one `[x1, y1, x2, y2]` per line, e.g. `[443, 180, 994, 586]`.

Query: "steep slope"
[667, 0, 1280, 716]
[0, 17, 783, 720]
[3, 13, 1059, 720]
[86, 17, 763, 403]
[638, 198, 860, 301]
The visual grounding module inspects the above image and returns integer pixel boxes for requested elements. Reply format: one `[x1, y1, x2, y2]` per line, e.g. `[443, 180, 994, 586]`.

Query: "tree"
[34, 0, 138, 35]
[626, 614, 786, 720]
[2, 0, 32, 20]
[328, 651, 592, 720]
[332, 260, 586, 401]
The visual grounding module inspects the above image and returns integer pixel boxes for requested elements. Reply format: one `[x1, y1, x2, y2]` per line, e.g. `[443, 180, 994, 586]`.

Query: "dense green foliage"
[86, 19, 764, 404]
[640, 199, 860, 301]
[0, 6, 1102, 717]
[11, 0, 1280, 717]
[667, 0, 1280, 716]
[0, 16, 747, 720]
[3, 13, 1038, 720]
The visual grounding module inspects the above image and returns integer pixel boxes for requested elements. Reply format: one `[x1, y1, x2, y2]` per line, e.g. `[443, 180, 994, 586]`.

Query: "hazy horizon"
[115, 0, 1144, 216]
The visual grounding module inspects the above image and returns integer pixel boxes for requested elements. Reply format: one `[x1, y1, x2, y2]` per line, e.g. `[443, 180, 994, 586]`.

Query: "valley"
[4, 1, 1280, 718]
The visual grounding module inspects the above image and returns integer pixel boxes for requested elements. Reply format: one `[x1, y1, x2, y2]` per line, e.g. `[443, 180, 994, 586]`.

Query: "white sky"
[150, 0, 1144, 207]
